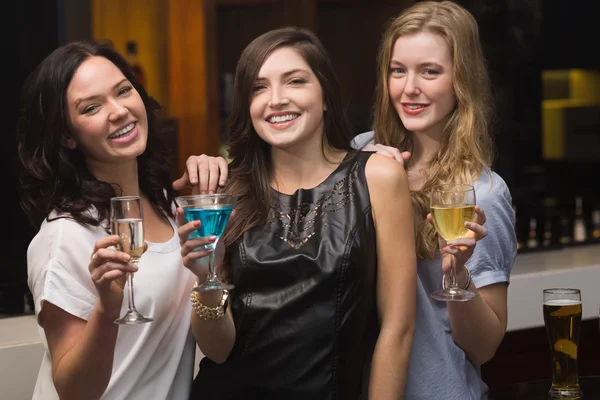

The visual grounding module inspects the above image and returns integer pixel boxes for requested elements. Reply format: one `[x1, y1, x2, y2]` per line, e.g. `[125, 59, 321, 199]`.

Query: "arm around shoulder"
[365, 154, 417, 399]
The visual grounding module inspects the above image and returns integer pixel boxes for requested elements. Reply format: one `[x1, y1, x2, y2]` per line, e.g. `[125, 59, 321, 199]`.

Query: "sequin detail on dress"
[267, 162, 359, 249]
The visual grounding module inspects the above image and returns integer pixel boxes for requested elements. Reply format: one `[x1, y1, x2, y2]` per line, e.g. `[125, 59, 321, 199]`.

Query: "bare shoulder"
[365, 153, 408, 189]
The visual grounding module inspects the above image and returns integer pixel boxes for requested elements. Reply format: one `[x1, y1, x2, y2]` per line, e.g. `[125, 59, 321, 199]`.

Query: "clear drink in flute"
[543, 288, 582, 399]
[110, 196, 153, 324]
[430, 183, 477, 302]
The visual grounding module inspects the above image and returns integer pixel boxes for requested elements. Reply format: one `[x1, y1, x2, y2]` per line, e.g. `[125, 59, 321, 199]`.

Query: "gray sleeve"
[351, 131, 375, 150]
[468, 170, 517, 288]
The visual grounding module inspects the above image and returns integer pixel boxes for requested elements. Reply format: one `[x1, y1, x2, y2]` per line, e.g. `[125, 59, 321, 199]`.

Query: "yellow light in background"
[542, 102, 564, 159]
[570, 69, 600, 102]
[91, 0, 169, 108]
[541, 69, 600, 160]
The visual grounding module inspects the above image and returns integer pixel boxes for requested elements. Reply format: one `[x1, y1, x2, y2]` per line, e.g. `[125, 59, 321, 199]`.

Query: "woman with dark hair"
[177, 27, 417, 399]
[17, 41, 202, 399]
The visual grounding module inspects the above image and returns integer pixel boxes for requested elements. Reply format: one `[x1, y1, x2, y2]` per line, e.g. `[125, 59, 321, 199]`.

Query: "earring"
[61, 137, 76, 150]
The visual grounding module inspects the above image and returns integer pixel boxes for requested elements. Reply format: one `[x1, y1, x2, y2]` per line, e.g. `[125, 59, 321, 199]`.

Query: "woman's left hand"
[427, 205, 488, 275]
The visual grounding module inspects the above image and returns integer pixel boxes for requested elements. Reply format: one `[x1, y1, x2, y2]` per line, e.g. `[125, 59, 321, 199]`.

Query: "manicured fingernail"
[209, 236, 217, 241]
[190, 178, 197, 184]
[193, 221, 200, 228]
[209, 190, 215, 194]
[124, 254, 131, 261]
[132, 264, 138, 271]
[219, 181, 225, 186]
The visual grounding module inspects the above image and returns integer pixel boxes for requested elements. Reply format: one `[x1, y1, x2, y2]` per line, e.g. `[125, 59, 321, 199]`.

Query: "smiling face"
[388, 31, 456, 137]
[65, 56, 148, 172]
[249, 46, 326, 151]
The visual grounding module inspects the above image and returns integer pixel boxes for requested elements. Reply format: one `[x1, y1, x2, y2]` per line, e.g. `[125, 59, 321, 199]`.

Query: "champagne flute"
[175, 194, 237, 293]
[110, 196, 153, 324]
[430, 184, 477, 302]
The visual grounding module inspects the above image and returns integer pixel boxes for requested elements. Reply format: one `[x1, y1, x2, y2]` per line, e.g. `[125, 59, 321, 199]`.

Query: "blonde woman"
[175, 2, 516, 398]
[351, 1, 516, 398]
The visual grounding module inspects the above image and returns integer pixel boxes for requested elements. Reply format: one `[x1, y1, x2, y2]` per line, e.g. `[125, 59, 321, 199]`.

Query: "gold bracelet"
[190, 290, 229, 321]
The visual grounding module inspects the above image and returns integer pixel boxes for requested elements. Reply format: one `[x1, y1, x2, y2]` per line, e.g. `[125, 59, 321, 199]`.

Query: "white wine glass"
[430, 184, 477, 302]
[110, 196, 153, 324]
[175, 194, 237, 293]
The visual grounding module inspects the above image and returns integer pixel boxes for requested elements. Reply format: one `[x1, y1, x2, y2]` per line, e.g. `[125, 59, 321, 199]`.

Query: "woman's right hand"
[88, 235, 139, 318]
[172, 154, 229, 194]
[363, 144, 411, 168]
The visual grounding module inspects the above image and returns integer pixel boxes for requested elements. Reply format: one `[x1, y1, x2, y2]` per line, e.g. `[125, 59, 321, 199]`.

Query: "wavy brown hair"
[373, 1, 494, 259]
[221, 27, 354, 279]
[17, 41, 176, 229]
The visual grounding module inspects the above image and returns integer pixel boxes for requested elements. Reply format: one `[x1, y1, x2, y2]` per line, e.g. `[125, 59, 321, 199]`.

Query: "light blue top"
[354, 131, 517, 400]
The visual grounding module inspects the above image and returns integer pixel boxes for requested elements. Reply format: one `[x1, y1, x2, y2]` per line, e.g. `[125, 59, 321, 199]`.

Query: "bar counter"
[2, 245, 599, 398]
[508, 244, 600, 331]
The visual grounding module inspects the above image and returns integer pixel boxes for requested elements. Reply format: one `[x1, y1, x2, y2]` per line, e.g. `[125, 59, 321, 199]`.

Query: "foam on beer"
[543, 299, 582, 306]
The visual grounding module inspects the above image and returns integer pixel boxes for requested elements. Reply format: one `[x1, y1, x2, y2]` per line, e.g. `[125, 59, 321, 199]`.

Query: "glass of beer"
[543, 288, 582, 399]
[430, 183, 477, 302]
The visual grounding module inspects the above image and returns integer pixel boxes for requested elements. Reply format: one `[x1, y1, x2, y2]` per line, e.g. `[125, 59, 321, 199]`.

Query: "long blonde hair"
[373, 1, 494, 259]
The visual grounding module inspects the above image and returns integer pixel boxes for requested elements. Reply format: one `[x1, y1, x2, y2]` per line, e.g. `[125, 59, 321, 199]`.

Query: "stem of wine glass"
[447, 262, 459, 290]
[126, 266, 138, 313]
[207, 239, 219, 282]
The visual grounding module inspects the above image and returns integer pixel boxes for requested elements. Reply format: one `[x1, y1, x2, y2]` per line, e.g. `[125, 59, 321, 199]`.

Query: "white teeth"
[109, 123, 134, 139]
[405, 105, 426, 110]
[268, 114, 299, 124]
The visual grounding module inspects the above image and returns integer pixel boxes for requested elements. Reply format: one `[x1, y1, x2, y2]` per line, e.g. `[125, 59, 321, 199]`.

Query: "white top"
[27, 210, 196, 400]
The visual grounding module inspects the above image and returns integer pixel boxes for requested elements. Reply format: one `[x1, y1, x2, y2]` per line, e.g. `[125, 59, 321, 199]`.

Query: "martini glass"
[176, 194, 237, 293]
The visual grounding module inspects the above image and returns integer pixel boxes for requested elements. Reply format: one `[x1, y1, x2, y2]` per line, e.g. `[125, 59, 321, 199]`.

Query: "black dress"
[190, 151, 378, 400]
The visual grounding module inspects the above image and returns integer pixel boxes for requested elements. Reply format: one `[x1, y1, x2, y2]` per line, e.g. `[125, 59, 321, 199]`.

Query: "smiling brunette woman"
[176, 27, 417, 399]
[17, 41, 200, 400]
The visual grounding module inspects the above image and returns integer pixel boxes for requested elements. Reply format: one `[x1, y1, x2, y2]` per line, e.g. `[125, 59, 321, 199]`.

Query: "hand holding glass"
[176, 194, 237, 293]
[110, 196, 153, 324]
[430, 184, 476, 302]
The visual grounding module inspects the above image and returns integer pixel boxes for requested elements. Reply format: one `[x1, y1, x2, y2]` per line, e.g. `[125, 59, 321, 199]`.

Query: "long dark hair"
[222, 27, 354, 275]
[17, 40, 176, 229]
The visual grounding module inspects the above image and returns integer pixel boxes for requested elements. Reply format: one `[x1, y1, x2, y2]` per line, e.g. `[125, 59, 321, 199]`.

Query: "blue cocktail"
[183, 205, 234, 246]
[176, 194, 237, 293]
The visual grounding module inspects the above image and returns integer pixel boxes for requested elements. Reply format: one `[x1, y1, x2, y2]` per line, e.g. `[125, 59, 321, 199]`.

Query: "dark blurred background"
[3, 0, 600, 316]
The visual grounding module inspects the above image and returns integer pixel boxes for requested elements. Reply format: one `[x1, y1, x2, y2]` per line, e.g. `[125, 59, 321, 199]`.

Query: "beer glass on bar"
[543, 288, 582, 399]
